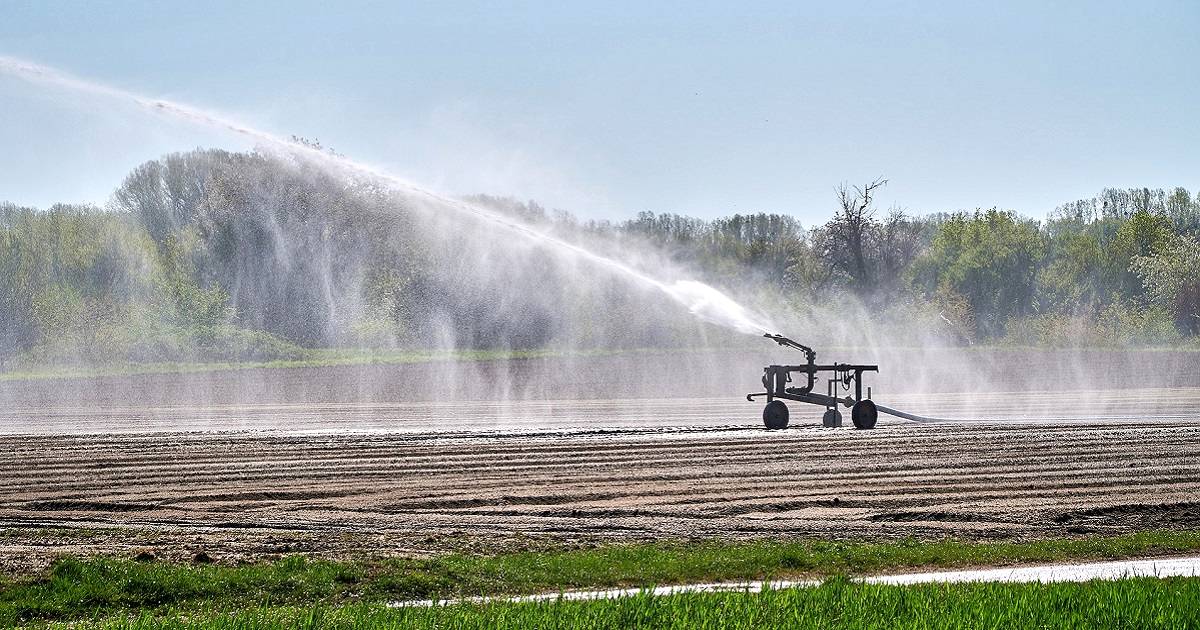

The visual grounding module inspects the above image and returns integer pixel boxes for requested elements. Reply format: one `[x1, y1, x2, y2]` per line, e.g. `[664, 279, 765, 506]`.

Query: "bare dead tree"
[822, 177, 887, 294]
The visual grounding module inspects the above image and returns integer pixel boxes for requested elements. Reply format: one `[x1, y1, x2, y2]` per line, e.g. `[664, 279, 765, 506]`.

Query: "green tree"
[910, 209, 1045, 337]
[1108, 210, 1174, 300]
[1131, 235, 1200, 335]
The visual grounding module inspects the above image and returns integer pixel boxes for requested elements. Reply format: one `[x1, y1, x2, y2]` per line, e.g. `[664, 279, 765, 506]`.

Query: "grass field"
[0, 347, 569, 382]
[22, 577, 1200, 629]
[0, 345, 752, 382]
[6, 342, 1198, 382]
[3, 530, 1199, 626]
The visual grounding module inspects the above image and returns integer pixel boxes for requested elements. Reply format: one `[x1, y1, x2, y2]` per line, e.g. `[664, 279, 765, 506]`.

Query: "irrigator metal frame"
[746, 334, 880, 430]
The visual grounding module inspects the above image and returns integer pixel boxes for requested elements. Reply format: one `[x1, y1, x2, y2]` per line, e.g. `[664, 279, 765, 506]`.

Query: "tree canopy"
[2, 148, 1198, 366]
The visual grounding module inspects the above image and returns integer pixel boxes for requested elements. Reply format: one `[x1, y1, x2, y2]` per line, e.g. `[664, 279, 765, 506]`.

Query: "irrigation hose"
[872, 403, 948, 423]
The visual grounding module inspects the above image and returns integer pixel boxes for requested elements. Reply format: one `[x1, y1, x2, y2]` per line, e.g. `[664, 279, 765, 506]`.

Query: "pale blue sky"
[1, 0, 1196, 223]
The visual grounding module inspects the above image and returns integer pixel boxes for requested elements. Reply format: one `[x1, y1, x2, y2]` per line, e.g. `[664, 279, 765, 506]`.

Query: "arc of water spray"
[0, 55, 773, 336]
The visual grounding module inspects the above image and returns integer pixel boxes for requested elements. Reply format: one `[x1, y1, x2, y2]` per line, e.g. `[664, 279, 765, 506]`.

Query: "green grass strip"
[0, 348, 563, 382]
[3, 529, 1200, 625]
[0, 345, 730, 382]
[44, 577, 1200, 629]
[7, 342, 1199, 382]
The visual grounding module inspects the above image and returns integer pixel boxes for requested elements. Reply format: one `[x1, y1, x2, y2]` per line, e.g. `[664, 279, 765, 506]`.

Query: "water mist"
[0, 55, 774, 339]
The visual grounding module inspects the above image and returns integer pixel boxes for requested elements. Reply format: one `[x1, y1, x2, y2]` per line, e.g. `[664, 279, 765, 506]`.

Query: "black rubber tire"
[852, 400, 878, 430]
[763, 400, 789, 430]
[822, 408, 842, 427]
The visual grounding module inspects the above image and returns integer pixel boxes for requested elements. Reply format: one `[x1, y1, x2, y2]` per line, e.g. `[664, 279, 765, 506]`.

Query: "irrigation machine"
[747, 333, 933, 430]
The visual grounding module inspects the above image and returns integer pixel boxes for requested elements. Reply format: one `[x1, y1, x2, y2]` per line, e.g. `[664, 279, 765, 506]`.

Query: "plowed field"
[1, 349, 1198, 574]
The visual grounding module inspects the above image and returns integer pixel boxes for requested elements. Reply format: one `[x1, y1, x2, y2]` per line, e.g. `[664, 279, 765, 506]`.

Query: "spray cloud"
[0, 55, 774, 337]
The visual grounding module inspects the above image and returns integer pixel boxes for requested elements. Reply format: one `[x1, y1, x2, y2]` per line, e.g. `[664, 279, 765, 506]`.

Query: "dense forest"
[2, 147, 1198, 367]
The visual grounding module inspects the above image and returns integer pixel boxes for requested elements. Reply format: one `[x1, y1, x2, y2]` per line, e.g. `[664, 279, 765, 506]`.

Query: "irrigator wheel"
[763, 400, 789, 430]
[852, 400, 878, 430]
[822, 408, 842, 427]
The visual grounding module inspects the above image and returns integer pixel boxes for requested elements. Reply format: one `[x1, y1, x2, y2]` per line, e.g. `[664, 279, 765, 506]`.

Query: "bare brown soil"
[1, 419, 1198, 575]
[0, 349, 1198, 575]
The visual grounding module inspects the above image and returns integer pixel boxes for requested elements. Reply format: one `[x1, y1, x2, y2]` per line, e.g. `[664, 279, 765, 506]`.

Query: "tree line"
[573, 180, 1200, 345]
[1, 148, 1198, 366]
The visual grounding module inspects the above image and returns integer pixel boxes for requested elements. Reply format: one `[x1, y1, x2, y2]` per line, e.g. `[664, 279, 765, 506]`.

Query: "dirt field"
[0, 349, 1198, 574]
